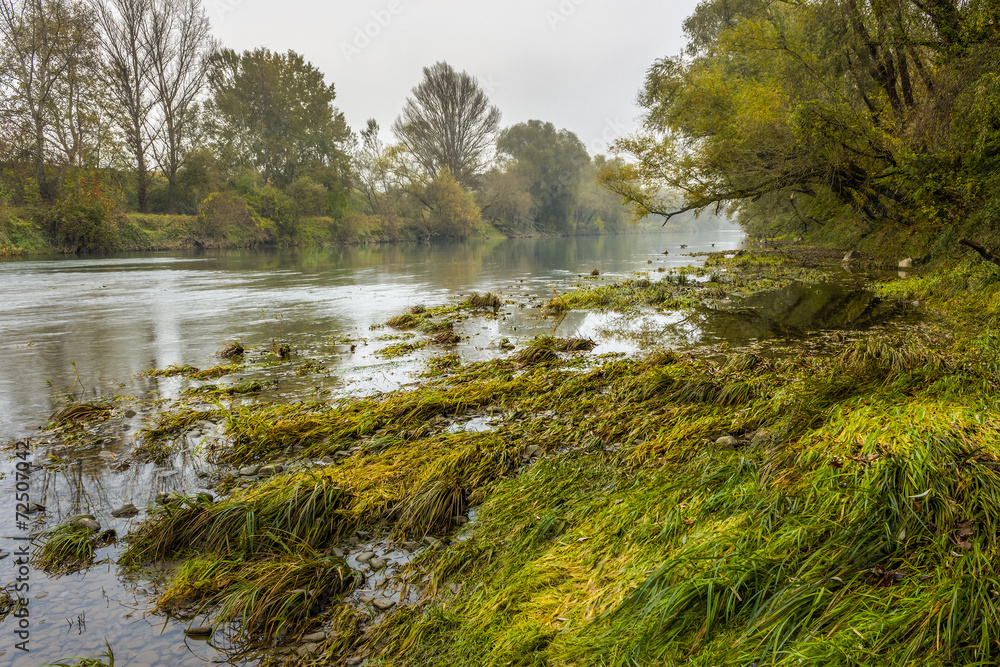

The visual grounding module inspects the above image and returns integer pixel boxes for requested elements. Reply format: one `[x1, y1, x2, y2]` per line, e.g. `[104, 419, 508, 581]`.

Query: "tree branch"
[959, 239, 1000, 267]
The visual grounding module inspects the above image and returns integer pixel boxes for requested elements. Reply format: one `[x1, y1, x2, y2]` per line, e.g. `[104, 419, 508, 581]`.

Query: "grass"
[114, 255, 1000, 664]
[32, 522, 113, 574]
[42, 641, 115, 667]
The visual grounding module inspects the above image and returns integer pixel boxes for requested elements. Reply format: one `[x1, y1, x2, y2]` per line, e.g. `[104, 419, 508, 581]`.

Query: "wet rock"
[76, 517, 101, 532]
[124, 409, 137, 418]
[239, 465, 261, 476]
[154, 492, 171, 505]
[25, 502, 45, 514]
[422, 536, 442, 547]
[524, 445, 542, 459]
[369, 557, 387, 570]
[345, 659, 364, 666]
[454, 515, 469, 526]
[899, 257, 915, 269]
[185, 626, 214, 638]
[258, 464, 283, 476]
[331, 547, 345, 558]
[843, 250, 861, 262]
[302, 631, 326, 643]
[403, 541, 423, 552]
[357, 551, 376, 563]
[111, 503, 139, 518]
[372, 597, 396, 611]
[356, 530, 373, 539]
[715, 436, 739, 450]
[320, 456, 336, 465]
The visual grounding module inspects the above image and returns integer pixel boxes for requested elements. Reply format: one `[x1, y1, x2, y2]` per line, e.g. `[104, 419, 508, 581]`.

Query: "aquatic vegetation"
[42, 640, 115, 667]
[218, 340, 246, 359]
[48, 402, 113, 426]
[145, 363, 242, 380]
[32, 522, 115, 574]
[462, 292, 504, 314]
[376, 341, 428, 359]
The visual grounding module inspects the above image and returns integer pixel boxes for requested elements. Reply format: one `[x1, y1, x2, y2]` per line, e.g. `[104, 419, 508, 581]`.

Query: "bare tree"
[0, 0, 94, 200]
[145, 0, 213, 213]
[91, 0, 156, 212]
[392, 61, 501, 189]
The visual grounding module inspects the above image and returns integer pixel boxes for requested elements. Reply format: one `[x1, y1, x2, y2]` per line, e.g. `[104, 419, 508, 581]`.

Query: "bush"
[45, 173, 126, 252]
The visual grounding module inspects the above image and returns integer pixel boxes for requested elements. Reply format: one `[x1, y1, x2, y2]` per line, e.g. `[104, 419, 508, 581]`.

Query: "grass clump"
[32, 522, 113, 574]
[462, 292, 503, 314]
[49, 402, 112, 426]
[376, 341, 429, 359]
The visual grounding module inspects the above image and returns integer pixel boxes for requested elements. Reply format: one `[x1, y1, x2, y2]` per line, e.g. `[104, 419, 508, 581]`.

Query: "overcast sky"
[209, 0, 699, 154]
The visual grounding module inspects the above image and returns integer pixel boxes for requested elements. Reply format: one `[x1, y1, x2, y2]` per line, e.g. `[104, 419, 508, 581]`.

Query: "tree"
[497, 120, 590, 234]
[206, 48, 352, 190]
[146, 0, 214, 213]
[418, 166, 482, 239]
[91, 0, 157, 212]
[0, 0, 97, 200]
[353, 118, 405, 215]
[393, 61, 501, 188]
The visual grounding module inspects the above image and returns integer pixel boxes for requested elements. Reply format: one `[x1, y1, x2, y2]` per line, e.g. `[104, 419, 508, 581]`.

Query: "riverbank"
[15, 249, 1000, 666]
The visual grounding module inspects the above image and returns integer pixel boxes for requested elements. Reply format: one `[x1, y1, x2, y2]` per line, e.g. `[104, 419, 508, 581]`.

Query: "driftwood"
[959, 238, 1000, 267]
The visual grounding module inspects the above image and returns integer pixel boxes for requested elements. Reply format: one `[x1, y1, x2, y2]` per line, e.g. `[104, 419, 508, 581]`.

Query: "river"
[0, 225, 745, 666]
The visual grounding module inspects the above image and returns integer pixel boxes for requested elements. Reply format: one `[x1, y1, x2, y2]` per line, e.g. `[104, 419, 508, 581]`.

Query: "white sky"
[209, 0, 698, 154]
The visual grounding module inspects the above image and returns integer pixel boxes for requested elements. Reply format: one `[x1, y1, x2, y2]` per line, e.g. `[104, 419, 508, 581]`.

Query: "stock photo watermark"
[546, 0, 590, 31]
[9, 440, 33, 653]
[588, 117, 637, 156]
[341, 1, 405, 63]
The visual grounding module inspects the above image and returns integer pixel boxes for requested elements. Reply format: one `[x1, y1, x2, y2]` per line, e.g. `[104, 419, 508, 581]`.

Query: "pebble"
[302, 632, 326, 642]
[715, 436, 739, 450]
[239, 465, 261, 476]
[422, 536, 442, 547]
[259, 464, 283, 476]
[77, 518, 101, 531]
[184, 626, 214, 638]
[373, 597, 396, 611]
[111, 503, 139, 518]
[402, 541, 423, 552]
[369, 557, 387, 570]
[331, 548, 345, 558]
[356, 551, 376, 563]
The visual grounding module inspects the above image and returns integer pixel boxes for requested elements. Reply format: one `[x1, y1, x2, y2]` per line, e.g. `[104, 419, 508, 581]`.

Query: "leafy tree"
[393, 61, 501, 188]
[92, 0, 157, 212]
[353, 118, 405, 215]
[206, 48, 352, 190]
[146, 0, 214, 213]
[601, 0, 1000, 245]
[0, 0, 99, 200]
[497, 120, 590, 234]
[417, 166, 482, 239]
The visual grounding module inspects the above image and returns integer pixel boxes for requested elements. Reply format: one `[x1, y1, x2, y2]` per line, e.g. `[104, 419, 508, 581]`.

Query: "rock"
[124, 409, 137, 418]
[715, 436, 739, 450]
[372, 597, 396, 611]
[111, 503, 139, 518]
[331, 547, 345, 558]
[524, 445, 542, 459]
[154, 492, 171, 505]
[76, 518, 101, 532]
[302, 632, 326, 643]
[899, 257, 915, 269]
[422, 536, 442, 547]
[369, 557, 387, 570]
[25, 502, 45, 514]
[320, 456, 336, 465]
[258, 464, 283, 476]
[793, 236, 803, 242]
[843, 250, 861, 262]
[345, 658, 364, 666]
[238, 465, 261, 476]
[454, 515, 469, 526]
[184, 626, 214, 638]
[403, 541, 423, 552]
[356, 551, 376, 563]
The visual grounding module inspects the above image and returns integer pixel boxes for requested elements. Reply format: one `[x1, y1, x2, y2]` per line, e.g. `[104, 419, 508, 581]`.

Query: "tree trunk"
[960, 239, 1000, 267]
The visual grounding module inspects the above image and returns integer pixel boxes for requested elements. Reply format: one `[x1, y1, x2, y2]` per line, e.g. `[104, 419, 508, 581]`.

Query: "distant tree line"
[600, 0, 1000, 253]
[0, 1, 632, 251]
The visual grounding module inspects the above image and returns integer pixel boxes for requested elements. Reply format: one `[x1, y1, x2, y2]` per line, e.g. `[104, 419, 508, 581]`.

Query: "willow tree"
[601, 0, 1000, 242]
[393, 61, 501, 189]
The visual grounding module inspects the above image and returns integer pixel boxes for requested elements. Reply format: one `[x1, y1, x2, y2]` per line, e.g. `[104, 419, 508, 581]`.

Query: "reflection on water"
[2, 228, 747, 666]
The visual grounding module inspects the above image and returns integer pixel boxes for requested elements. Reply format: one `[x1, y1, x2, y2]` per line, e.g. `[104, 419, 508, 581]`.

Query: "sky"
[208, 0, 699, 155]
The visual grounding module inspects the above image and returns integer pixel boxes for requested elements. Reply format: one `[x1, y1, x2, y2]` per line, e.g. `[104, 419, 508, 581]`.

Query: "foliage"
[393, 61, 501, 188]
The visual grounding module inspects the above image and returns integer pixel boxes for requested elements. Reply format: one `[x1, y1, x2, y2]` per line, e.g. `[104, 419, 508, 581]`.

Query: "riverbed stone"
[184, 626, 214, 638]
[373, 597, 396, 611]
[369, 557, 387, 570]
[112, 502, 139, 518]
[76, 517, 101, 531]
[403, 541, 423, 552]
[331, 547, 345, 558]
[239, 465, 261, 476]
[357, 551, 376, 563]
[715, 436, 740, 450]
[258, 464, 283, 476]
[302, 631, 326, 642]
[843, 250, 861, 262]
[899, 257, 915, 269]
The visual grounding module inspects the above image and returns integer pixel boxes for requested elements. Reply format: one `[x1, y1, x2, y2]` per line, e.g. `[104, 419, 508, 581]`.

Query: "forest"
[0, 0, 633, 255]
[601, 0, 1000, 260]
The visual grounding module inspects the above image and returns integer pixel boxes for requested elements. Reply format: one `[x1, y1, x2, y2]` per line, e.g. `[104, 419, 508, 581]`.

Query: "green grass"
[32, 523, 108, 574]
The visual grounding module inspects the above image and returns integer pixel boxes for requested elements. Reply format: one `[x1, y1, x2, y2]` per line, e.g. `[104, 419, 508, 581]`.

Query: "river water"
[0, 226, 744, 666]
